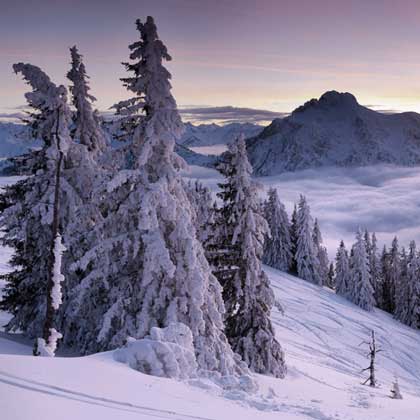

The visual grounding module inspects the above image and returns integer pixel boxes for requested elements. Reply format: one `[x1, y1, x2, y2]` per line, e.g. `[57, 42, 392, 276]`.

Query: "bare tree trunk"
[362, 330, 380, 387]
[42, 110, 63, 343]
[368, 332, 376, 387]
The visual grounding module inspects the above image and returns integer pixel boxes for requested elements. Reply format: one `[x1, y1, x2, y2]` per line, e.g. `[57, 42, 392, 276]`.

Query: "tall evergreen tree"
[262, 187, 293, 272]
[290, 204, 298, 274]
[327, 262, 335, 289]
[220, 136, 286, 378]
[406, 242, 420, 328]
[364, 230, 372, 256]
[67, 17, 246, 376]
[368, 232, 382, 307]
[348, 229, 375, 311]
[1, 63, 107, 356]
[295, 195, 321, 285]
[205, 148, 240, 289]
[378, 245, 391, 312]
[394, 242, 420, 327]
[0, 64, 72, 349]
[335, 240, 350, 297]
[67, 46, 107, 153]
[312, 218, 329, 286]
[394, 246, 408, 323]
[386, 237, 400, 313]
[184, 180, 214, 245]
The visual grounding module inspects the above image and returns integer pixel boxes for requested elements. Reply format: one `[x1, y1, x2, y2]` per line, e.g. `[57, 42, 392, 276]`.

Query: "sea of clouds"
[185, 164, 420, 258]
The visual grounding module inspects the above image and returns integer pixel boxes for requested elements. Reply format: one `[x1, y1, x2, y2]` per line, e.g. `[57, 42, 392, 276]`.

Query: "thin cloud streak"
[179, 106, 287, 124]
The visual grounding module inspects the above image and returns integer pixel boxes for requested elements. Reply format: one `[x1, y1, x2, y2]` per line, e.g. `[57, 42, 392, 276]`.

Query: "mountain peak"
[294, 91, 359, 115]
[319, 90, 358, 106]
[247, 90, 420, 176]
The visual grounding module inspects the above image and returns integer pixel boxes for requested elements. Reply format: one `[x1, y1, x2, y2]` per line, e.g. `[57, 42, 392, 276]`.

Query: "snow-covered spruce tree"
[0, 64, 72, 354]
[67, 46, 107, 153]
[379, 245, 391, 312]
[184, 180, 214, 244]
[366, 232, 382, 307]
[219, 136, 286, 378]
[51, 49, 113, 348]
[68, 17, 247, 376]
[289, 204, 298, 274]
[406, 243, 420, 328]
[348, 229, 375, 311]
[394, 241, 420, 327]
[312, 218, 329, 286]
[385, 237, 400, 314]
[364, 229, 372, 254]
[394, 246, 408, 324]
[335, 240, 350, 296]
[205, 148, 242, 291]
[327, 262, 335, 289]
[262, 187, 293, 272]
[295, 195, 321, 285]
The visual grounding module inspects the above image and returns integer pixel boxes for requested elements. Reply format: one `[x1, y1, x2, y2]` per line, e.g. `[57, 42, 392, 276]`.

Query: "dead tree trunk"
[43, 109, 64, 343]
[361, 330, 381, 387]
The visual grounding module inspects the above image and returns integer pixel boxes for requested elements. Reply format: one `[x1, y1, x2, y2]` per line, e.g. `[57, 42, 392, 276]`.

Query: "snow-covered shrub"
[114, 323, 198, 380]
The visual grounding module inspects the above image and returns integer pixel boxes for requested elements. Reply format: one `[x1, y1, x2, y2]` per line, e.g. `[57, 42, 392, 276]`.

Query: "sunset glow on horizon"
[3, 0, 420, 120]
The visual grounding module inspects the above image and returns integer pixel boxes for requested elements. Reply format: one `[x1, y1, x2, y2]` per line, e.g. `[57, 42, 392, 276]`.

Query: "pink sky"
[2, 0, 420, 117]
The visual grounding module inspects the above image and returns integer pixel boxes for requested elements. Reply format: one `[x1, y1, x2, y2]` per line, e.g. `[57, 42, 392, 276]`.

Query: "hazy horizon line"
[0, 101, 405, 126]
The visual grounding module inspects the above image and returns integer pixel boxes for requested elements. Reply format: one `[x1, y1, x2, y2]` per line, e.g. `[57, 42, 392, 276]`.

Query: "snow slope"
[247, 91, 420, 175]
[1, 165, 420, 419]
[2, 265, 420, 419]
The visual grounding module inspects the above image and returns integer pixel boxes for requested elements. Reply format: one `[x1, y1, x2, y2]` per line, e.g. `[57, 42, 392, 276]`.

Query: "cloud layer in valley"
[179, 106, 287, 125]
[185, 164, 420, 258]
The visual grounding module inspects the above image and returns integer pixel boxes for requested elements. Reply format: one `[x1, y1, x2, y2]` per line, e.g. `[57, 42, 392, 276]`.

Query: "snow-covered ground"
[2, 265, 420, 419]
[183, 163, 420, 258]
[2, 171, 420, 419]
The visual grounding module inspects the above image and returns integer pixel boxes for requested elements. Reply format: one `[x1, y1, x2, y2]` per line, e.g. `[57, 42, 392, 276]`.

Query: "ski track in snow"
[0, 369, 216, 420]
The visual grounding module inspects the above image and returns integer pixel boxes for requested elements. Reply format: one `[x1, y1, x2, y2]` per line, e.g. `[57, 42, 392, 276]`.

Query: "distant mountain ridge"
[0, 121, 246, 171]
[179, 122, 262, 147]
[247, 91, 420, 175]
[5, 93, 420, 176]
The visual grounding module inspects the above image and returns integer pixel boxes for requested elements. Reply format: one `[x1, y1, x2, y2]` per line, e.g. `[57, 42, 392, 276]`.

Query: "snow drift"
[114, 323, 198, 380]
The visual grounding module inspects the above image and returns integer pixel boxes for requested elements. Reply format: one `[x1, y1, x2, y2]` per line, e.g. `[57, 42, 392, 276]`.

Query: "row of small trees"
[260, 190, 331, 287]
[256, 185, 420, 329]
[0, 17, 287, 379]
[335, 232, 420, 327]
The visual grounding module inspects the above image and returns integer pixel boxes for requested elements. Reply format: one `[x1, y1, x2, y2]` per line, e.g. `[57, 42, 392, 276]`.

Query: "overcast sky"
[2, 0, 420, 119]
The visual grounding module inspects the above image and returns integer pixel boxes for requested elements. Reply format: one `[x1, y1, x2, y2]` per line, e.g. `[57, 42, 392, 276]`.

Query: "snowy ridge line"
[0, 369, 217, 420]
[247, 90, 420, 176]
